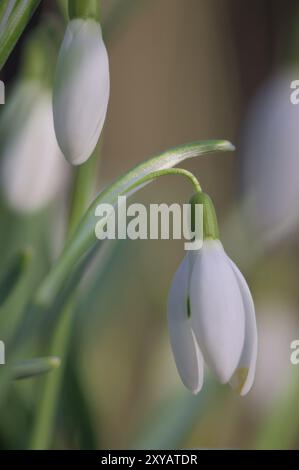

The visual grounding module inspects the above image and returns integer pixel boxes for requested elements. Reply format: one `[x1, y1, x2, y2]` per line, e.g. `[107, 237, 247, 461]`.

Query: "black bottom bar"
[0, 449, 298, 464]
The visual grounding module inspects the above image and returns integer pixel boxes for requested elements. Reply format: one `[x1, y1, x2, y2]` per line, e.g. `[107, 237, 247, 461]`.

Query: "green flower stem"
[129, 168, 202, 194]
[0, 248, 32, 307]
[29, 147, 101, 450]
[68, 0, 100, 21]
[68, 150, 99, 237]
[0, 0, 42, 70]
[28, 169, 201, 449]
[27, 142, 231, 450]
[29, 300, 73, 449]
[29, 116, 102, 450]
[33, 140, 234, 309]
[21, 19, 63, 86]
[56, 0, 68, 20]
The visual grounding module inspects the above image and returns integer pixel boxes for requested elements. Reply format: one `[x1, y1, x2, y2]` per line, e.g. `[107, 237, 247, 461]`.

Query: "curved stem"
[29, 167, 202, 449]
[34, 140, 232, 309]
[129, 167, 202, 194]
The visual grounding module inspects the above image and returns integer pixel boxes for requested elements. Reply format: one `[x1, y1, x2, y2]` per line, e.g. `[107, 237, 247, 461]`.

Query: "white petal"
[1, 83, 69, 212]
[53, 19, 110, 165]
[167, 255, 204, 394]
[190, 240, 245, 383]
[228, 258, 257, 396]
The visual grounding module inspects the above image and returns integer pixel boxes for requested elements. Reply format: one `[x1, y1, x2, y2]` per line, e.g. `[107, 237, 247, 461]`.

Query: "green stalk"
[129, 167, 202, 193]
[29, 120, 101, 451]
[68, 0, 100, 21]
[28, 169, 201, 449]
[33, 140, 233, 309]
[29, 300, 73, 449]
[68, 150, 99, 237]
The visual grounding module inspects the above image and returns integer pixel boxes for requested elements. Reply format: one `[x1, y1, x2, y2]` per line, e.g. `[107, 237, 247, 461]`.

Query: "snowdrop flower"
[242, 69, 299, 244]
[1, 81, 69, 213]
[53, 17, 110, 165]
[168, 192, 257, 395]
[249, 302, 298, 412]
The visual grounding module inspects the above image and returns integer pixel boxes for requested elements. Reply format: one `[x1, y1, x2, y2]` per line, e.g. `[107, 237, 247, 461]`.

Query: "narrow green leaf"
[0, 248, 32, 307]
[34, 140, 234, 308]
[12, 356, 61, 380]
[61, 354, 98, 450]
[0, 1, 12, 21]
[0, 0, 42, 70]
[29, 301, 73, 450]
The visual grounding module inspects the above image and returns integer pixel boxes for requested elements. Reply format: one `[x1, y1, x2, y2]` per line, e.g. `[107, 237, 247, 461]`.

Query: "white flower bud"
[1, 81, 69, 213]
[53, 19, 110, 165]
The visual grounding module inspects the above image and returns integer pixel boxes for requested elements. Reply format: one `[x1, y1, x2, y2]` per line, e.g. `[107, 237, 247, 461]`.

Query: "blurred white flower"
[168, 239, 257, 395]
[242, 69, 299, 244]
[0, 81, 69, 213]
[53, 19, 110, 165]
[249, 302, 298, 412]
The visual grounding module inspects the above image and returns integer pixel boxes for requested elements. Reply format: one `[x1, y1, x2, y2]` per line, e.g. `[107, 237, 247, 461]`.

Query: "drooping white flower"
[53, 18, 110, 165]
[242, 69, 299, 244]
[0, 81, 69, 213]
[168, 239, 257, 395]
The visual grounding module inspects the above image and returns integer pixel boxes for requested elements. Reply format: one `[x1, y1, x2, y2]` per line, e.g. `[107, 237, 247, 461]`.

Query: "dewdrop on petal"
[53, 17, 110, 165]
[0, 81, 69, 213]
[167, 192, 257, 395]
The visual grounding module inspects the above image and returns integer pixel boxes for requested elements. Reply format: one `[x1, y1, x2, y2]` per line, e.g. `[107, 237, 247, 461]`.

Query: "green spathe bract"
[190, 191, 219, 241]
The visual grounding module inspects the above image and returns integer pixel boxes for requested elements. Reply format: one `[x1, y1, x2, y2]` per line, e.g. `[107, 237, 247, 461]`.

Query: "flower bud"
[1, 81, 69, 213]
[53, 18, 110, 165]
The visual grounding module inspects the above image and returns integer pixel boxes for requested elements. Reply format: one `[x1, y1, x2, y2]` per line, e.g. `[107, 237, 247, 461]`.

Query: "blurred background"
[1, 0, 299, 450]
